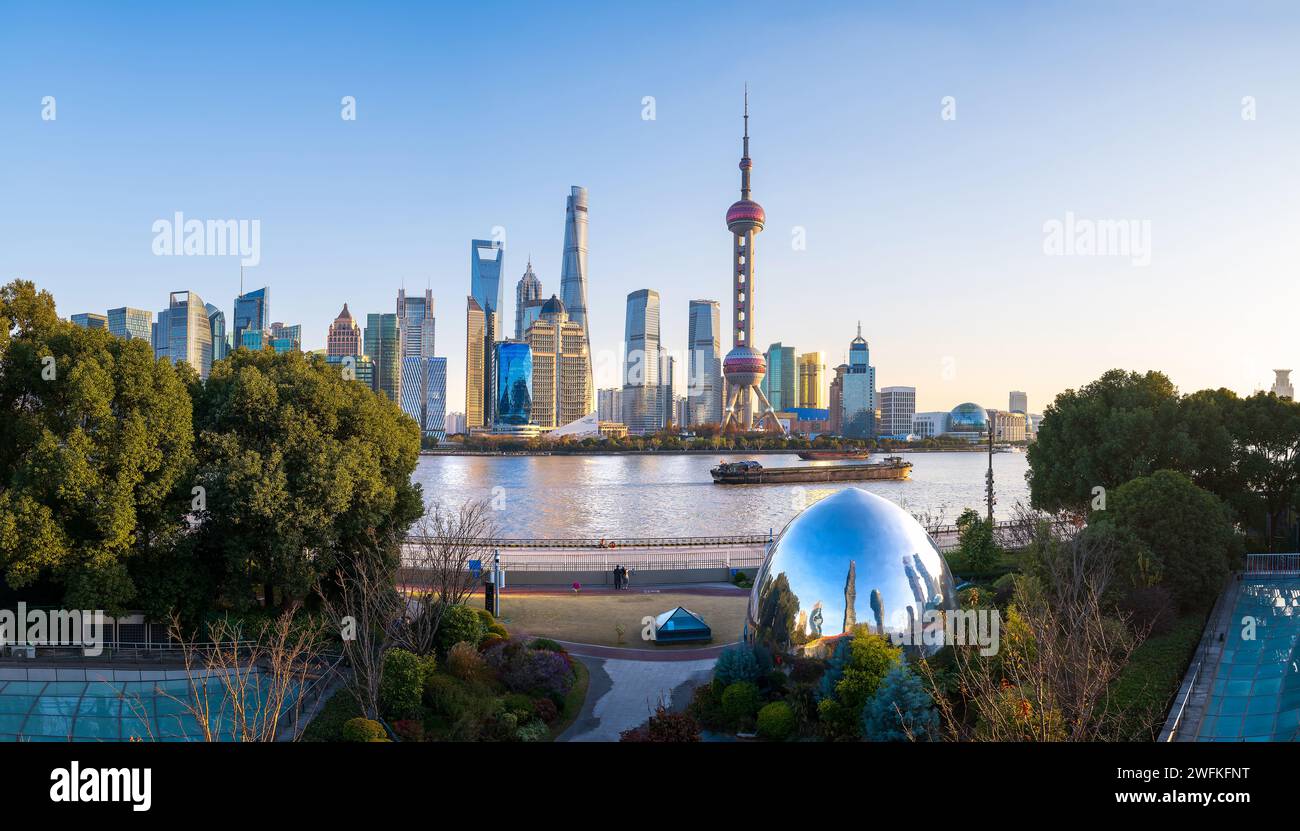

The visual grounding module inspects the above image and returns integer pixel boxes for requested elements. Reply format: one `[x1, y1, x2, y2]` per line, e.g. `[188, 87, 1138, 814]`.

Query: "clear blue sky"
[4, 1, 1300, 414]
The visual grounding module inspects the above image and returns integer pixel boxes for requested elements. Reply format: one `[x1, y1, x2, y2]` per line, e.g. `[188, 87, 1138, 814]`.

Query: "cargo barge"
[796, 449, 871, 460]
[710, 456, 912, 484]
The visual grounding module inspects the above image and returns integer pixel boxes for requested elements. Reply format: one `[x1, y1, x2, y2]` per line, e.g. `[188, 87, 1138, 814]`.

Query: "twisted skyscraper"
[560, 186, 595, 413]
[721, 90, 781, 432]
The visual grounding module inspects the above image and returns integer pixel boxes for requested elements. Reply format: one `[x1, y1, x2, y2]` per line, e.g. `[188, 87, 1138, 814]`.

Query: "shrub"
[687, 681, 727, 731]
[475, 608, 496, 628]
[391, 719, 425, 742]
[516, 720, 550, 742]
[502, 692, 536, 721]
[721, 681, 760, 729]
[533, 697, 559, 724]
[493, 711, 519, 741]
[861, 665, 939, 742]
[756, 701, 795, 741]
[619, 706, 702, 742]
[733, 570, 748, 586]
[423, 673, 468, 716]
[789, 657, 825, 685]
[447, 640, 487, 681]
[485, 639, 575, 698]
[437, 605, 487, 655]
[380, 649, 435, 720]
[341, 717, 387, 743]
[713, 644, 761, 687]
[529, 637, 566, 653]
[479, 633, 505, 651]
[1119, 585, 1176, 636]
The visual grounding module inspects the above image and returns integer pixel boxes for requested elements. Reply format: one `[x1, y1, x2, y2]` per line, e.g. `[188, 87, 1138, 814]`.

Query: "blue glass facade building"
[494, 341, 532, 427]
[233, 287, 269, 347]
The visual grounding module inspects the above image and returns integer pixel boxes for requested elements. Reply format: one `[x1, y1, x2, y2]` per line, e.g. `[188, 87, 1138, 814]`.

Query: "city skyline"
[8, 3, 1300, 417]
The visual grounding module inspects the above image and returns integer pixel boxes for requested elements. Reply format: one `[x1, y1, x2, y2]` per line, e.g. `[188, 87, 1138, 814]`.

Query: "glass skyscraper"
[426, 357, 447, 442]
[687, 300, 722, 427]
[154, 290, 214, 379]
[841, 323, 877, 438]
[365, 313, 401, 402]
[205, 303, 228, 361]
[559, 186, 594, 412]
[233, 286, 270, 347]
[108, 307, 152, 342]
[71, 313, 107, 329]
[494, 341, 532, 427]
[763, 343, 797, 413]
[622, 289, 664, 434]
[469, 239, 504, 425]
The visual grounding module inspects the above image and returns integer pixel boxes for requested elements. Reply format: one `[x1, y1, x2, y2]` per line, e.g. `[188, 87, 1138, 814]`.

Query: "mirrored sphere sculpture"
[746, 487, 958, 659]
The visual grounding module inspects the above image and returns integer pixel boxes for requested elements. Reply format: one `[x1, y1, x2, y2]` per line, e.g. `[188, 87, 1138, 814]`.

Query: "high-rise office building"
[880, 386, 917, 437]
[364, 313, 401, 402]
[465, 297, 486, 429]
[444, 411, 466, 436]
[560, 186, 594, 412]
[687, 300, 722, 426]
[470, 240, 505, 425]
[397, 288, 436, 359]
[397, 288, 438, 434]
[205, 304, 229, 361]
[597, 388, 623, 423]
[514, 261, 542, 341]
[71, 313, 107, 329]
[841, 323, 877, 438]
[327, 304, 362, 357]
[763, 343, 797, 413]
[494, 341, 532, 427]
[720, 92, 780, 431]
[622, 289, 663, 434]
[798, 352, 827, 409]
[233, 287, 270, 347]
[154, 290, 214, 379]
[829, 363, 848, 434]
[269, 322, 301, 353]
[425, 357, 448, 442]
[525, 295, 590, 429]
[1009, 390, 1028, 413]
[108, 307, 152, 342]
[325, 353, 374, 389]
[660, 351, 676, 429]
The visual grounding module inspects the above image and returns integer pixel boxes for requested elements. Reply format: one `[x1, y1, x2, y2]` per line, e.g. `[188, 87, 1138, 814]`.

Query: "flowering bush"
[484, 639, 575, 698]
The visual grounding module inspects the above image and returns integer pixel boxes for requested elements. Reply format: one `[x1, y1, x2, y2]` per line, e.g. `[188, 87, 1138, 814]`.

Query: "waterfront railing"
[1244, 552, 1300, 575]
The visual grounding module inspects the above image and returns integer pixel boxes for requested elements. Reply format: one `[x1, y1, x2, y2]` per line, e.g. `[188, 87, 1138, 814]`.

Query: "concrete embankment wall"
[503, 567, 740, 587]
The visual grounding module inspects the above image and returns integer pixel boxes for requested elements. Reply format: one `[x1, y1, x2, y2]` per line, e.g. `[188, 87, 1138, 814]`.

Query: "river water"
[412, 450, 1032, 539]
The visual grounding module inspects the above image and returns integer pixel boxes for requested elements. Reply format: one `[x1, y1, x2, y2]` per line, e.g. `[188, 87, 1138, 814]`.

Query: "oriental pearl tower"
[721, 88, 782, 432]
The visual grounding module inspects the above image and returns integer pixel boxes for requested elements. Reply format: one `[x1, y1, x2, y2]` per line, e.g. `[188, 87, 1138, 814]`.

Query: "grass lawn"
[495, 591, 748, 649]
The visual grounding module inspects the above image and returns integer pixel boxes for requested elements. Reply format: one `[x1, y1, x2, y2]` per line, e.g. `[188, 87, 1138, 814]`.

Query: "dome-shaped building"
[948, 402, 989, 433]
[746, 488, 957, 659]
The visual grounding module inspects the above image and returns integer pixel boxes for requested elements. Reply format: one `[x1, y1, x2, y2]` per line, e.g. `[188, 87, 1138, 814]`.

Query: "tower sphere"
[746, 488, 958, 660]
[723, 345, 766, 387]
[726, 199, 766, 233]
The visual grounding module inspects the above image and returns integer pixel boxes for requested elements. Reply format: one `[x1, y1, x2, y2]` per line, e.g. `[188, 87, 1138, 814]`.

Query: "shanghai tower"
[560, 186, 595, 413]
[721, 89, 782, 432]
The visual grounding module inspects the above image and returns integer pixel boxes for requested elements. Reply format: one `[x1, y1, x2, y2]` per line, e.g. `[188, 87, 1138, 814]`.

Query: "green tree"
[1232, 392, 1300, 550]
[188, 348, 423, 608]
[0, 280, 195, 612]
[1093, 470, 1237, 608]
[819, 630, 902, 740]
[955, 507, 1001, 574]
[1027, 369, 1189, 513]
[862, 664, 939, 742]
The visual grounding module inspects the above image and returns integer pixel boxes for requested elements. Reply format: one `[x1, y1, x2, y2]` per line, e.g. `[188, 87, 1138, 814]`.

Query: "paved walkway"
[560, 655, 716, 742]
